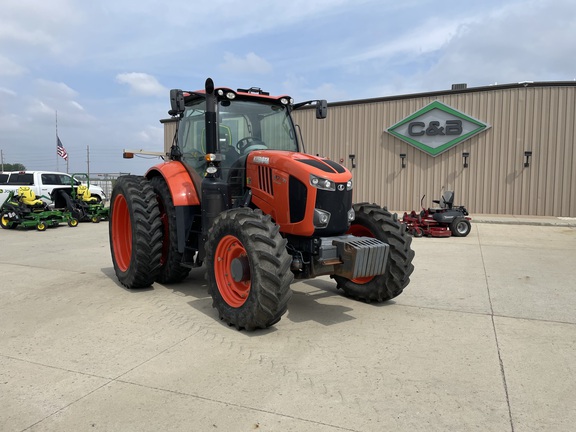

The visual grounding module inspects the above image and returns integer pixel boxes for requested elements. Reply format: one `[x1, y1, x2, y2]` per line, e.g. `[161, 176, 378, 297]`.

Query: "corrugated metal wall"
[293, 85, 576, 216]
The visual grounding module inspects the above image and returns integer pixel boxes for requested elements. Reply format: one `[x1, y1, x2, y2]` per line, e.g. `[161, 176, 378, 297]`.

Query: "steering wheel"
[236, 137, 268, 154]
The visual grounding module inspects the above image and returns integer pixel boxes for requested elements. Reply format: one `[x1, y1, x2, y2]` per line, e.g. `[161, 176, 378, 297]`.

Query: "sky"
[1, 0, 575, 175]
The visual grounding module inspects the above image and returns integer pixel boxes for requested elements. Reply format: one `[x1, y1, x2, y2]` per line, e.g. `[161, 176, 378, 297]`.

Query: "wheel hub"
[230, 256, 250, 282]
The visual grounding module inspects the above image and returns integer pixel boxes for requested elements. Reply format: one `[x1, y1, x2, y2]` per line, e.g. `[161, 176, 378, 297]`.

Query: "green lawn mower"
[0, 187, 79, 231]
[52, 173, 110, 223]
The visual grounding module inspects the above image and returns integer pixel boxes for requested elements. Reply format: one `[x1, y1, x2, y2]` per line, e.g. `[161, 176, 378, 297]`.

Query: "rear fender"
[146, 162, 200, 206]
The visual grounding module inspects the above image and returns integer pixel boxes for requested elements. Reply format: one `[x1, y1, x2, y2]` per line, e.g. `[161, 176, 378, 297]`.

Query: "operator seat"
[18, 187, 45, 209]
[77, 185, 98, 203]
[430, 191, 454, 212]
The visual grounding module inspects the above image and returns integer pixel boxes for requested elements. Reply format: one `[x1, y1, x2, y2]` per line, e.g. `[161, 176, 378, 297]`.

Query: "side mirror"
[316, 100, 328, 119]
[169, 89, 185, 116]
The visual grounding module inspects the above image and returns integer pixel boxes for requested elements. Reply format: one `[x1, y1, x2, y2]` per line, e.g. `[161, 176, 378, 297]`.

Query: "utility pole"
[1, 149, 4, 172]
[87, 145, 90, 178]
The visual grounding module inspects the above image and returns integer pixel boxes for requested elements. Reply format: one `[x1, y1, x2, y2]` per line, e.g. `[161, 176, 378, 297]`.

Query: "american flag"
[57, 136, 68, 161]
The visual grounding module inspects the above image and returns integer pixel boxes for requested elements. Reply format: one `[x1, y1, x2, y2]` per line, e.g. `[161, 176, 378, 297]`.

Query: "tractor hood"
[245, 150, 354, 237]
[247, 150, 352, 182]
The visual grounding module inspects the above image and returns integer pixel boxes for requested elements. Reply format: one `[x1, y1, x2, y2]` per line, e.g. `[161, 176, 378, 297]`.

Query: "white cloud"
[0, 55, 27, 76]
[0, 87, 17, 97]
[219, 52, 273, 75]
[137, 125, 164, 143]
[116, 73, 167, 97]
[27, 99, 56, 116]
[69, 101, 85, 112]
[419, 0, 576, 88]
[0, 113, 22, 131]
[0, 22, 56, 49]
[282, 74, 350, 102]
[34, 79, 79, 99]
[349, 20, 466, 64]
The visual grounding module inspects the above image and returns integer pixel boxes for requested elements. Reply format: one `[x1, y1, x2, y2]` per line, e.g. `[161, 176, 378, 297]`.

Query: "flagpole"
[56, 110, 59, 171]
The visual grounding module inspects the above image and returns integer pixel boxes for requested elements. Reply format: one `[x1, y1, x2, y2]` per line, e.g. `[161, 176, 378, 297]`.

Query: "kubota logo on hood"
[253, 156, 270, 164]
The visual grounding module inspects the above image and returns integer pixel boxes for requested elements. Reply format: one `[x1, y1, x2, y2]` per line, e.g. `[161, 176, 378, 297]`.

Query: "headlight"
[347, 208, 355, 222]
[309, 174, 335, 191]
[313, 209, 331, 228]
[347, 179, 353, 190]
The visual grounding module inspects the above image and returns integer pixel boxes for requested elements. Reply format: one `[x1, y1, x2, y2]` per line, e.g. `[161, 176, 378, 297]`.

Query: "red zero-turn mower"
[402, 191, 472, 237]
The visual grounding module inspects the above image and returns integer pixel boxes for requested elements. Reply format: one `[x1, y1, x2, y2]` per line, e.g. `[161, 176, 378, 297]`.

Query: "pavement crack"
[106, 380, 362, 432]
[479, 233, 516, 432]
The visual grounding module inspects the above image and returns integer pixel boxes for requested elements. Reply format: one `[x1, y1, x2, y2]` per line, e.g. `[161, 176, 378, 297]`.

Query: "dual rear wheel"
[109, 177, 292, 330]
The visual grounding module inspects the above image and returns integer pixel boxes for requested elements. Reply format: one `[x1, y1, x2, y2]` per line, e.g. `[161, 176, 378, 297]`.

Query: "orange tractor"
[109, 78, 415, 330]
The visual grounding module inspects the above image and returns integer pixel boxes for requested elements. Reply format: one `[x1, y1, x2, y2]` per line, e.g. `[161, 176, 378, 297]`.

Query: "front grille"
[258, 165, 273, 195]
[315, 186, 352, 235]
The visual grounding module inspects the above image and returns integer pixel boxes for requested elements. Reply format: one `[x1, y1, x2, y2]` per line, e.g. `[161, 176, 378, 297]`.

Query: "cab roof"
[183, 87, 292, 104]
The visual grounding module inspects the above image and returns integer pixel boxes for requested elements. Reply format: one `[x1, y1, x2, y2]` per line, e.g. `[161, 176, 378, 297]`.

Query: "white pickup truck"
[0, 171, 107, 205]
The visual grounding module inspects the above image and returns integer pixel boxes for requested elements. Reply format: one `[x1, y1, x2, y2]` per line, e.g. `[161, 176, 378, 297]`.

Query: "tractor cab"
[172, 86, 326, 184]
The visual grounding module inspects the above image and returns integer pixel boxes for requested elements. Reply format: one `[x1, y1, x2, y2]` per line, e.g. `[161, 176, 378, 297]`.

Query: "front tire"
[109, 176, 163, 288]
[150, 176, 191, 284]
[1, 213, 16, 229]
[333, 203, 415, 302]
[205, 208, 293, 330]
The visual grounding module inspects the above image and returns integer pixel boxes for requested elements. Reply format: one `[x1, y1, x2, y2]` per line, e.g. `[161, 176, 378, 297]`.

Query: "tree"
[1, 163, 26, 172]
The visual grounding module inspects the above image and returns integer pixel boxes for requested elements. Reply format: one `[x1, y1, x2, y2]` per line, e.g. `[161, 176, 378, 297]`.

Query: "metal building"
[292, 82, 576, 217]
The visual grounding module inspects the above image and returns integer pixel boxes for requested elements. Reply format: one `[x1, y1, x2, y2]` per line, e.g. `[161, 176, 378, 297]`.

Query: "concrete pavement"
[0, 218, 575, 431]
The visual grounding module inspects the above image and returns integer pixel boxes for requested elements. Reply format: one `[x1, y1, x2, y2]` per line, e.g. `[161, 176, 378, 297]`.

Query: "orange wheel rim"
[214, 235, 251, 307]
[347, 224, 376, 284]
[112, 194, 132, 272]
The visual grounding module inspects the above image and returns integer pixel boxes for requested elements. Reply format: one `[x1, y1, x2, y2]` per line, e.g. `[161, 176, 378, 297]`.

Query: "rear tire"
[450, 218, 471, 237]
[333, 203, 415, 302]
[150, 176, 191, 284]
[205, 208, 293, 330]
[109, 176, 163, 288]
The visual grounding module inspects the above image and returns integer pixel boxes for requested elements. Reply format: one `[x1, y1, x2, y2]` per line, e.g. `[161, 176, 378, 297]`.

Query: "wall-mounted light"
[524, 151, 533, 168]
[400, 153, 407, 169]
[349, 154, 356, 169]
[462, 152, 470, 168]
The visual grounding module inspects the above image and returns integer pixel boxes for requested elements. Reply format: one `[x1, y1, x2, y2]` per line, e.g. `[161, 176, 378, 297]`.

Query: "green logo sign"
[387, 101, 489, 156]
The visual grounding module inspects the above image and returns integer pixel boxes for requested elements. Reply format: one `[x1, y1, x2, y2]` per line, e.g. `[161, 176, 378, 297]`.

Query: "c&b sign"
[387, 101, 489, 156]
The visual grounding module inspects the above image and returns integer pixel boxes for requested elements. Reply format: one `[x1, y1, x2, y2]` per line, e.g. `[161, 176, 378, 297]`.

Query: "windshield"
[179, 98, 298, 174]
